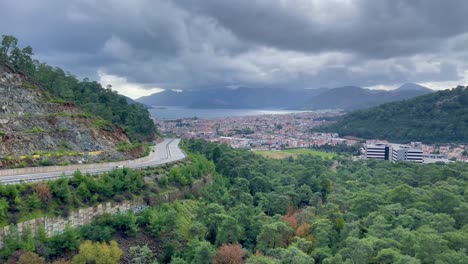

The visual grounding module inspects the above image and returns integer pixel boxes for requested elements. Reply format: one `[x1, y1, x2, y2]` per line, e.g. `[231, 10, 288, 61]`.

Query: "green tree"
[279, 246, 315, 264]
[338, 237, 373, 264]
[375, 248, 404, 264]
[216, 216, 243, 245]
[246, 256, 280, 264]
[256, 221, 293, 252]
[112, 212, 138, 236]
[184, 240, 215, 264]
[77, 182, 91, 201]
[0, 35, 17, 62]
[47, 225, 80, 257]
[414, 228, 449, 263]
[0, 198, 9, 221]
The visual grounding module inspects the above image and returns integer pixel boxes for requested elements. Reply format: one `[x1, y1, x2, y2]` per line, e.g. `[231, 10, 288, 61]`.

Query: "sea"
[149, 106, 309, 120]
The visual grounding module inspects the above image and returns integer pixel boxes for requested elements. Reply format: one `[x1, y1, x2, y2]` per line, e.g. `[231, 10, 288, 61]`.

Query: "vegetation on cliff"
[0, 35, 156, 142]
[0, 154, 213, 227]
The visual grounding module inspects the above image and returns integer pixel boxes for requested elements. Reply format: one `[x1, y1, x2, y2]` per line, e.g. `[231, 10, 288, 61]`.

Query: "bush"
[112, 212, 139, 237]
[46, 225, 80, 257]
[35, 183, 52, 202]
[73, 240, 122, 264]
[0, 226, 21, 260]
[80, 224, 114, 242]
[16, 251, 46, 264]
[92, 119, 113, 132]
[27, 193, 41, 211]
[25, 127, 46, 133]
[129, 245, 155, 264]
[39, 158, 53, 166]
[213, 244, 246, 264]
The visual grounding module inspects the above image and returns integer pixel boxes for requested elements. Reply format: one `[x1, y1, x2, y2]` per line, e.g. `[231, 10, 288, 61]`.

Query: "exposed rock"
[0, 64, 139, 167]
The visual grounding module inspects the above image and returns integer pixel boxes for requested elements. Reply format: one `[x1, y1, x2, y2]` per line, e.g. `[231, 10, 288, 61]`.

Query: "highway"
[0, 138, 186, 184]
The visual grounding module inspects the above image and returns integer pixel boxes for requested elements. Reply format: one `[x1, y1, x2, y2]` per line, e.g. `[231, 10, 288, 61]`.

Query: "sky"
[2, 0, 468, 98]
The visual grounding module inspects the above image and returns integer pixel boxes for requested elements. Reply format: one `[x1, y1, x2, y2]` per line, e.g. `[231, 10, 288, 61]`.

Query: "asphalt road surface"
[0, 138, 186, 184]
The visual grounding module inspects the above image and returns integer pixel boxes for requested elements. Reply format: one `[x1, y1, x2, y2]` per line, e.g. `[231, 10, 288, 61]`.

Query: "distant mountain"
[123, 95, 151, 109]
[137, 87, 329, 109]
[396, 83, 433, 92]
[317, 86, 468, 143]
[137, 83, 432, 110]
[305, 83, 433, 111]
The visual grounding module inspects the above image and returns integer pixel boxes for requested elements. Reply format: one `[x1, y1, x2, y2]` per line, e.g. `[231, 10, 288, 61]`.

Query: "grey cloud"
[176, 0, 468, 58]
[1, 0, 468, 92]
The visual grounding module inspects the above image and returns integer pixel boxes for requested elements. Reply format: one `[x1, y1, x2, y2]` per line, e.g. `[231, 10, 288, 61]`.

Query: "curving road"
[0, 138, 186, 184]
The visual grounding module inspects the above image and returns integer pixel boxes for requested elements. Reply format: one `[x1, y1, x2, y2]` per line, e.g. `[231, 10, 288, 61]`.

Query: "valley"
[1, 2, 468, 262]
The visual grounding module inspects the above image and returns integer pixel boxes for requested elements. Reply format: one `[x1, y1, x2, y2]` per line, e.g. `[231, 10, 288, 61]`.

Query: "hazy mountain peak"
[396, 83, 432, 92]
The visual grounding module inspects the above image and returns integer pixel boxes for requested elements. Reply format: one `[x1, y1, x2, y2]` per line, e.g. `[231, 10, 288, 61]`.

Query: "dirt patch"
[114, 230, 164, 264]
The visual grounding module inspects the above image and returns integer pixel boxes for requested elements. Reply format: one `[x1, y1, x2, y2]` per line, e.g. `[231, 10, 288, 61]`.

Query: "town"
[157, 111, 468, 163]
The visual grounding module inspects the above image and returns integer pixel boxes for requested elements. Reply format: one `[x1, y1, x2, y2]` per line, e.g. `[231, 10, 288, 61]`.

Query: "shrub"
[35, 183, 52, 202]
[73, 240, 122, 264]
[0, 226, 21, 260]
[80, 224, 114, 242]
[0, 198, 9, 220]
[46, 225, 80, 257]
[17, 251, 46, 264]
[129, 245, 155, 264]
[22, 82, 37, 89]
[77, 182, 91, 201]
[27, 193, 41, 211]
[49, 98, 67, 104]
[39, 158, 53, 166]
[25, 127, 45, 133]
[92, 119, 113, 131]
[112, 212, 139, 237]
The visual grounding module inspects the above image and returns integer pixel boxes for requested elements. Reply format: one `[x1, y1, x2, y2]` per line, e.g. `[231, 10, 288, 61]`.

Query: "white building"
[422, 153, 451, 163]
[365, 144, 391, 160]
[391, 144, 423, 163]
[366, 142, 423, 163]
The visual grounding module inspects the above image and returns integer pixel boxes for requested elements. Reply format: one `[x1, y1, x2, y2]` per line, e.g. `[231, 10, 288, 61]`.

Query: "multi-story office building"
[365, 144, 391, 160]
[391, 144, 423, 163]
[366, 142, 423, 163]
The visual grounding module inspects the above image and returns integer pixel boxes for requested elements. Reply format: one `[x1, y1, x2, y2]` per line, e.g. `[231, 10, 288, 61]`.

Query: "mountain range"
[306, 83, 433, 111]
[136, 83, 433, 111]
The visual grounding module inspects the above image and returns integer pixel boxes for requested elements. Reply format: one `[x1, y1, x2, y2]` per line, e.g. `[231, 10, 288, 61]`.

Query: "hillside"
[0, 36, 157, 142]
[318, 86, 468, 143]
[305, 83, 433, 111]
[0, 64, 143, 168]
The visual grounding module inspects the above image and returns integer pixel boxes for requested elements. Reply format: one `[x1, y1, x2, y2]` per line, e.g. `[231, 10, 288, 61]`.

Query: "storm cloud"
[1, 0, 468, 98]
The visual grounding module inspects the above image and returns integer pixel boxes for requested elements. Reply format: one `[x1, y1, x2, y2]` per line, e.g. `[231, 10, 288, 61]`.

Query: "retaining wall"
[0, 174, 213, 248]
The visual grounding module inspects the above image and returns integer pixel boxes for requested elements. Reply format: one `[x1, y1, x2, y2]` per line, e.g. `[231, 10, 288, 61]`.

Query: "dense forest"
[317, 86, 468, 143]
[0, 35, 156, 142]
[2, 139, 468, 263]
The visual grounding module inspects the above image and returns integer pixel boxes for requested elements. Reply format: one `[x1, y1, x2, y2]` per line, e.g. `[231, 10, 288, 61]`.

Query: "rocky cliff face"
[0, 64, 139, 168]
